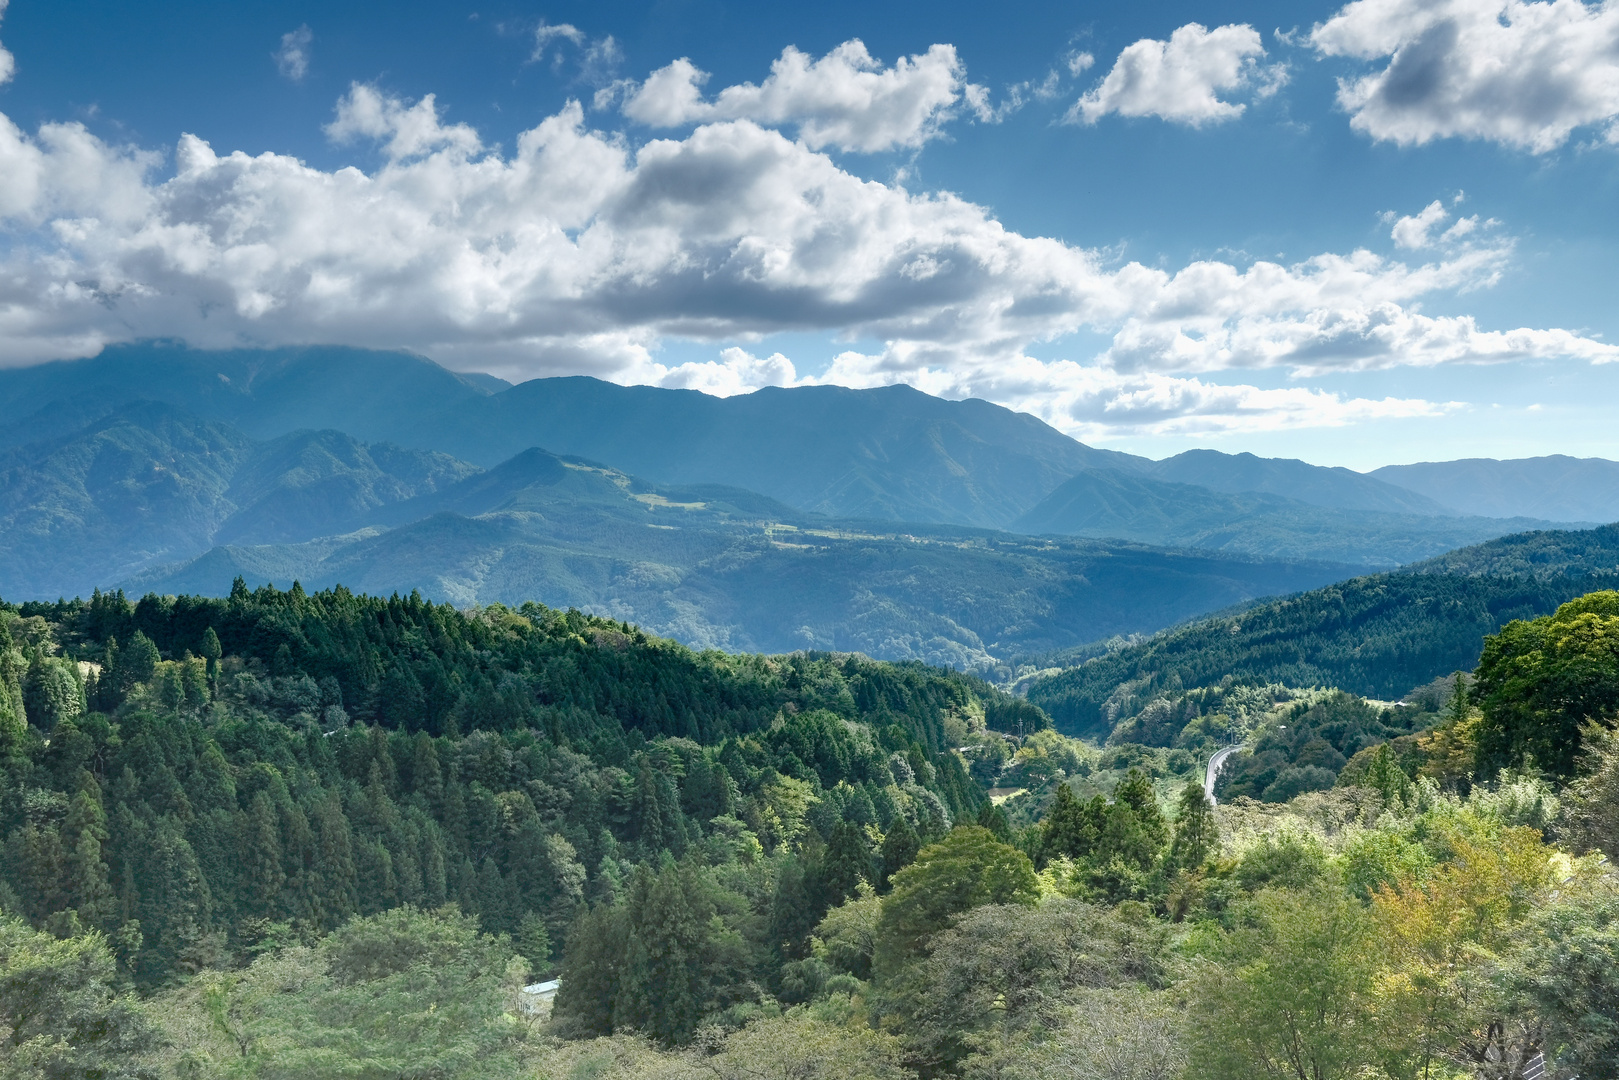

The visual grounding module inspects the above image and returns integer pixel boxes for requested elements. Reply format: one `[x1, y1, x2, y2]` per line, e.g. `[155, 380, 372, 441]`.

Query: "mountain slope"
[134, 451, 1359, 670]
[0, 404, 481, 596]
[1024, 523, 1619, 736]
[1012, 468, 1567, 567]
[0, 344, 1134, 529]
[1141, 448, 1453, 515]
[1373, 455, 1619, 522]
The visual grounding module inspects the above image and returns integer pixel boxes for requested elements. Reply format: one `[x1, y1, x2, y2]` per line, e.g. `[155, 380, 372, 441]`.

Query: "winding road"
[1204, 744, 1242, 806]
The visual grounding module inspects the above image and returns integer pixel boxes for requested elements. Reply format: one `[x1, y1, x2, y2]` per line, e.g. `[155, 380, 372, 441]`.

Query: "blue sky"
[2, 0, 1618, 467]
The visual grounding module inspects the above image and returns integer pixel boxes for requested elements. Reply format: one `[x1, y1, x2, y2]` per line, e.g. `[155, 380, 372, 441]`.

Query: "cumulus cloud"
[324, 83, 481, 160]
[655, 346, 798, 396]
[275, 25, 313, 82]
[1069, 23, 1286, 126]
[1312, 0, 1619, 152]
[622, 40, 966, 152]
[0, 83, 1608, 437]
[813, 351, 1453, 437]
[1386, 198, 1484, 248]
[0, 0, 15, 86]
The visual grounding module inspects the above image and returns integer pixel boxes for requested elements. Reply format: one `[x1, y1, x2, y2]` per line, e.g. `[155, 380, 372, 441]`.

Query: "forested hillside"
[7, 585, 1619, 1080]
[0, 582, 1026, 992]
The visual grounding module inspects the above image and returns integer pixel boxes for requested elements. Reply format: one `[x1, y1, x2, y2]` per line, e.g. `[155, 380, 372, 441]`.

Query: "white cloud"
[324, 83, 481, 160]
[1387, 199, 1485, 248]
[623, 40, 966, 152]
[275, 25, 312, 82]
[0, 84, 1609, 438]
[532, 20, 585, 54]
[1069, 23, 1286, 126]
[655, 346, 798, 396]
[1312, 0, 1619, 152]
[812, 351, 1453, 438]
[0, 0, 15, 86]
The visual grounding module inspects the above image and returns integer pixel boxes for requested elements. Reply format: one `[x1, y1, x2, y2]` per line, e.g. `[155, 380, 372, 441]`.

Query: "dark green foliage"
[554, 860, 756, 1045]
[1474, 591, 1619, 777]
[873, 826, 1039, 975]
[1216, 692, 1432, 802]
[1030, 571, 1614, 737]
[0, 584, 999, 996]
[23, 656, 82, 730]
[818, 820, 874, 908]
[1170, 781, 1216, 870]
[1040, 769, 1167, 872]
[878, 815, 920, 891]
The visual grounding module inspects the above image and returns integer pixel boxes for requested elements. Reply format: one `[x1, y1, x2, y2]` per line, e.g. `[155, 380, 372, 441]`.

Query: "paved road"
[1205, 745, 1242, 806]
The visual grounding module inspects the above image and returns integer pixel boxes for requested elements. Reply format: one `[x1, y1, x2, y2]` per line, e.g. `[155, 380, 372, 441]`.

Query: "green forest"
[3, 582, 1619, 1080]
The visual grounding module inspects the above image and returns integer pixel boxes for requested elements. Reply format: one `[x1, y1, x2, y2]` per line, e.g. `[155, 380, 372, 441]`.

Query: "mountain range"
[1, 342, 1615, 670]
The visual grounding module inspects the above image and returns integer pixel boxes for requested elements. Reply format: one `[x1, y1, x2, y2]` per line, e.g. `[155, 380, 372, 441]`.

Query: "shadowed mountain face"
[1138, 449, 1453, 516]
[1373, 455, 1619, 523]
[0, 398, 1359, 669]
[0, 343, 1129, 529]
[0, 403, 475, 597]
[133, 474, 1360, 670]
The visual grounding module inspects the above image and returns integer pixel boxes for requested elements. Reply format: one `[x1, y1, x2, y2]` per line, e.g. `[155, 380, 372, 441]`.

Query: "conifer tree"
[313, 792, 358, 928]
[240, 791, 286, 919]
[200, 626, 222, 683]
[65, 778, 116, 930]
[818, 820, 873, 910]
[24, 655, 83, 730]
[1170, 780, 1217, 870]
[879, 815, 920, 891]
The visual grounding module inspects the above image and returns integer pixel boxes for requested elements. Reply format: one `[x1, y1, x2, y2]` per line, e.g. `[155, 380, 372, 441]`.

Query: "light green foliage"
[873, 826, 1039, 975]
[1185, 885, 1382, 1080]
[1561, 721, 1619, 859]
[883, 899, 1168, 1072]
[157, 906, 529, 1079]
[1169, 781, 1216, 870]
[965, 988, 1186, 1080]
[534, 1006, 908, 1080]
[1500, 873, 1619, 1080]
[0, 910, 160, 1080]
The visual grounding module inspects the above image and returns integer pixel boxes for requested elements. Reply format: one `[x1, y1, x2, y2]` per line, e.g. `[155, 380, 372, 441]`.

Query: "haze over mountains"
[0, 342, 1613, 670]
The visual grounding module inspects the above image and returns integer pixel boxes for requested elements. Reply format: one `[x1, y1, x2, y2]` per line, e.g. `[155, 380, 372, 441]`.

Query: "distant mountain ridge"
[2, 342, 1609, 537]
[1014, 468, 1565, 568]
[1372, 455, 1619, 523]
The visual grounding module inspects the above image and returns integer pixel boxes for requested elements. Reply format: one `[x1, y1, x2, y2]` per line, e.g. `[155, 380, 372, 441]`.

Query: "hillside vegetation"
[6, 582, 1619, 1080]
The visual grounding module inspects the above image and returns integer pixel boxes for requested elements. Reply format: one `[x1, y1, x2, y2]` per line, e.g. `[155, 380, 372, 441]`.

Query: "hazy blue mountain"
[0, 343, 1135, 528]
[1010, 468, 1568, 567]
[0, 403, 478, 597]
[1372, 455, 1619, 522]
[1139, 448, 1453, 515]
[131, 447, 1358, 671]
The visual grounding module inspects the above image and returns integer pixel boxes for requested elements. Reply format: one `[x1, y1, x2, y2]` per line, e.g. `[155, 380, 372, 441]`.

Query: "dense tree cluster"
[0, 583, 1012, 994]
[1029, 571, 1612, 736]
[7, 583, 1619, 1080]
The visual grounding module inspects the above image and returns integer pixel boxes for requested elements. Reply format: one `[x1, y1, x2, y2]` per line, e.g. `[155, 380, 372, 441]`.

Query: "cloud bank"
[1313, 0, 1619, 152]
[0, 60, 1609, 437]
